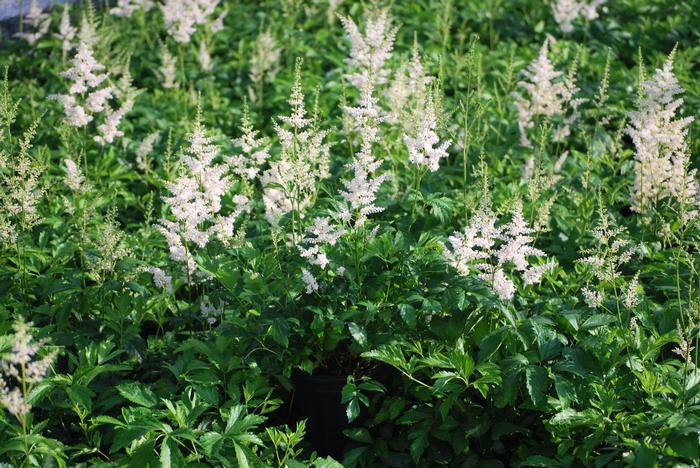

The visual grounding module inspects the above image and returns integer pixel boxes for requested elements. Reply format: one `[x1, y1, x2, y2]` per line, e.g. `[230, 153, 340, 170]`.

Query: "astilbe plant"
[577, 205, 637, 311]
[340, 80, 387, 228]
[511, 39, 583, 148]
[110, 0, 154, 18]
[156, 112, 250, 282]
[296, 216, 346, 293]
[135, 131, 159, 172]
[0, 320, 59, 463]
[160, 0, 226, 43]
[158, 43, 178, 89]
[552, 0, 606, 33]
[0, 123, 45, 246]
[50, 41, 133, 145]
[261, 60, 329, 230]
[625, 48, 698, 217]
[443, 190, 555, 301]
[228, 103, 270, 180]
[15, 0, 51, 45]
[340, 8, 398, 91]
[249, 30, 282, 104]
[385, 41, 432, 124]
[54, 4, 77, 57]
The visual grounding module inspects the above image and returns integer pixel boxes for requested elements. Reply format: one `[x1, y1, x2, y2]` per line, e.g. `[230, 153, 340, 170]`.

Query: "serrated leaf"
[117, 382, 158, 408]
[348, 322, 367, 347]
[525, 366, 549, 408]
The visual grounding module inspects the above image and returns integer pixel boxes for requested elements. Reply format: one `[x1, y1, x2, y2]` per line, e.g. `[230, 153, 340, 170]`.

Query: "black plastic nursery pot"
[289, 369, 350, 458]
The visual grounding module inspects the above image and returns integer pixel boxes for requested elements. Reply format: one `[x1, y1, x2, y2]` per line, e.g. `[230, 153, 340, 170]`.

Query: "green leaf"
[346, 399, 360, 423]
[314, 457, 344, 468]
[525, 366, 549, 408]
[160, 437, 185, 468]
[399, 304, 417, 328]
[117, 382, 158, 408]
[478, 327, 507, 363]
[581, 314, 616, 331]
[234, 443, 250, 468]
[668, 431, 700, 459]
[200, 432, 224, 457]
[347, 322, 367, 347]
[269, 319, 289, 348]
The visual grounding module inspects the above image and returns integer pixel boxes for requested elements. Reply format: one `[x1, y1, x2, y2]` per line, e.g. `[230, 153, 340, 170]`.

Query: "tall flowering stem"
[157, 112, 249, 283]
[261, 59, 329, 242]
[625, 49, 698, 216]
[0, 320, 56, 461]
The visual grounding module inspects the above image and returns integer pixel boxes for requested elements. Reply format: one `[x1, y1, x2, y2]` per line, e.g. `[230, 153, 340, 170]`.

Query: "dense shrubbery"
[0, 0, 699, 466]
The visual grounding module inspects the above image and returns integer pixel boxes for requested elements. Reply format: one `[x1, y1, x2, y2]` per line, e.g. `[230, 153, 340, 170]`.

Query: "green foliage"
[0, 0, 698, 466]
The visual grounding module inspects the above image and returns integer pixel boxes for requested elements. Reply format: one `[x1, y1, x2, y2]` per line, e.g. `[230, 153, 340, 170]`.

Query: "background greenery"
[0, 0, 698, 466]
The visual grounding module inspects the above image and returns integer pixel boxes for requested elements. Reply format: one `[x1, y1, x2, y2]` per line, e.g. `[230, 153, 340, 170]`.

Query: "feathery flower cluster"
[94, 99, 133, 145]
[262, 62, 329, 225]
[64, 159, 85, 192]
[673, 326, 695, 364]
[385, 43, 432, 124]
[249, 31, 282, 86]
[577, 208, 637, 309]
[51, 41, 130, 143]
[200, 295, 223, 324]
[625, 51, 698, 213]
[511, 39, 581, 147]
[340, 81, 387, 227]
[159, 45, 178, 89]
[144, 266, 173, 293]
[296, 217, 346, 294]
[301, 267, 319, 294]
[228, 106, 269, 180]
[157, 116, 249, 278]
[340, 9, 398, 91]
[198, 41, 212, 71]
[443, 200, 555, 300]
[0, 321, 56, 420]
[15, 0, 51, 45]
[110, 0, 154, 17]
[78, 12, 97, 48]
[88, 211, 131, 282]
[0, 125, 45, 245]
[160, 0, 226, 43]
[54, 4, 77, 55]
[297, 217, 345, 269]
[403, 96, 450, 172]
[136, 131, 159, 172]
[552, 0, 606, 33]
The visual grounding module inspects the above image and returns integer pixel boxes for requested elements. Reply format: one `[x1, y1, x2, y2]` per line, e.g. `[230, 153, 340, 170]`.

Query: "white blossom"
[157, 116, 248, 280]
[200, 295, 223, 324]
[110, 0, 154, 17]
[625, 50, 698, 213]
[511, 39, 581, 147]
[15, 0, 51, 45]
[0, 321, 56, 420]
[301, 268, 319, 293]
[403, 96, 450, 172]
[249, 31, 281, 85]
[158, 45, 178, 89]
[228, 106, 269, 180]
[64, 159, 85, 192]
[136, 132, 159, 172]
[198, 41, 212, 71]
[144, 266, 173, 293]
[340, 80, 387, 227]
[552, 0, 606, 32]
[340, 8, 397, 91]
[444, 201, 554, 300]
[54, 4, 77, 55]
